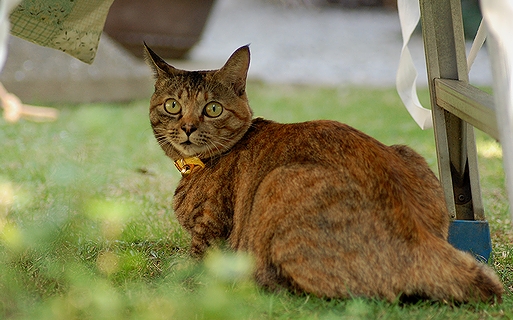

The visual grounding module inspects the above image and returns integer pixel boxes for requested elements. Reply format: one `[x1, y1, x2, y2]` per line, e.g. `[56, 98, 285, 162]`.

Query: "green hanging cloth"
[9, 0, 114, 64]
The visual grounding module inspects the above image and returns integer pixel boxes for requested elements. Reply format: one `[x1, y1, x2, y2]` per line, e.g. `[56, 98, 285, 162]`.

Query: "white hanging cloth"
[396, 0, 433, 130]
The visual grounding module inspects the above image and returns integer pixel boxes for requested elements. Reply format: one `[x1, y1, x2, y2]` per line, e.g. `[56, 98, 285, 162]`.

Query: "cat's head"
[145, 44, 253, 161]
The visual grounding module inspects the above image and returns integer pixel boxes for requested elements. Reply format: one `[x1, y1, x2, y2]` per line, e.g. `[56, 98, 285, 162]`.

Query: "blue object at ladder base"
[448, 220, 492, 263]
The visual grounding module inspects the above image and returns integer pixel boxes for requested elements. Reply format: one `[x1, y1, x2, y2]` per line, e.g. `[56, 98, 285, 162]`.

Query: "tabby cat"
[144, 44, 503, 303]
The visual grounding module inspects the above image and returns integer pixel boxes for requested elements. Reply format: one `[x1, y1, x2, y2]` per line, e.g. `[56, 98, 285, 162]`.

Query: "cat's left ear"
[143, 42, 180, 78]
[216, 45, 250, 96]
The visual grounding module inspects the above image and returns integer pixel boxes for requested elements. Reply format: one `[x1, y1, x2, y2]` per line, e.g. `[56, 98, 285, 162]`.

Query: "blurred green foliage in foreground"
[0, 84, 511, 319]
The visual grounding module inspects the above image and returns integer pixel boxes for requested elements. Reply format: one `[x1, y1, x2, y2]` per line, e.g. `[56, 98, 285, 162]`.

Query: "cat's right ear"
[143, 42, 179, 78]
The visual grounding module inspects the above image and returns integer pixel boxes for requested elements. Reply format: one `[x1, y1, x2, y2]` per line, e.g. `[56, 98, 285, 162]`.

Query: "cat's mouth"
[175, 139, 203, 157]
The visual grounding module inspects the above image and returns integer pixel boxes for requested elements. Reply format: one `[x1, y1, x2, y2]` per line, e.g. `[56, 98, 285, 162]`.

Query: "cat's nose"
[181, 124, 197, 136]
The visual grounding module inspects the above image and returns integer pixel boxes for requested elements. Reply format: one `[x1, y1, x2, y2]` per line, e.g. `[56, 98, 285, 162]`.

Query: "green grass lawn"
[0, 84, 511, 319]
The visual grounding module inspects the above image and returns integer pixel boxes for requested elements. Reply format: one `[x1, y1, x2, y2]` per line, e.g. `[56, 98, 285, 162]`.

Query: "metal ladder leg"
[420, 0, 492, 261]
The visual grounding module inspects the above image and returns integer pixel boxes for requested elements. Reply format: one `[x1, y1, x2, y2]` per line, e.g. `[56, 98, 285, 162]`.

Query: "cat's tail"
[408, 235, 504, 304]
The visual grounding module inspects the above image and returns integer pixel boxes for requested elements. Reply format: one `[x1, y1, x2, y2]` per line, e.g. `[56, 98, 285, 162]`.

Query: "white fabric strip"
[467, 20, 487, 72]
[396, 0, 433, 129]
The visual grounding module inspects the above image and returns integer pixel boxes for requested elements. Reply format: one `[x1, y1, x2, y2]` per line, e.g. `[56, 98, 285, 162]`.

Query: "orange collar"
[174, 157, 205, 176]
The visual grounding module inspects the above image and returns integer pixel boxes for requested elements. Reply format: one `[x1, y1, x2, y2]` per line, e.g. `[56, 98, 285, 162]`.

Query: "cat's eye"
[163, 99, 181, 115]
[204, 102, 223, 118]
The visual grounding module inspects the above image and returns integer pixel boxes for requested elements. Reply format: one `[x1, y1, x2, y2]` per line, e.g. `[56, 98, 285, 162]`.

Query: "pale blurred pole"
[0, 0, 22, 70]
[0, 0, 58, 122]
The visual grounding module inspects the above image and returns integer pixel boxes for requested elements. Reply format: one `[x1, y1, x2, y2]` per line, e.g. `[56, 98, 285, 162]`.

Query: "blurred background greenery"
[0, 85, 511, 319]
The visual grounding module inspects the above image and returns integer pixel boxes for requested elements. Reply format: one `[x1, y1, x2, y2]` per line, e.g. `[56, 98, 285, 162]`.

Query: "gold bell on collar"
[174, 157, 205, 176]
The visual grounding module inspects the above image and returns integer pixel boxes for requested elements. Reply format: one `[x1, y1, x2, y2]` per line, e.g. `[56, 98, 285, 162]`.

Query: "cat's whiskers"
[154, 131, 176, 156]
[197, 140, 215, 159]
[206, 139, 230, 159]
[154, 133, 170, 147]
[194, 135, 225, 160]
